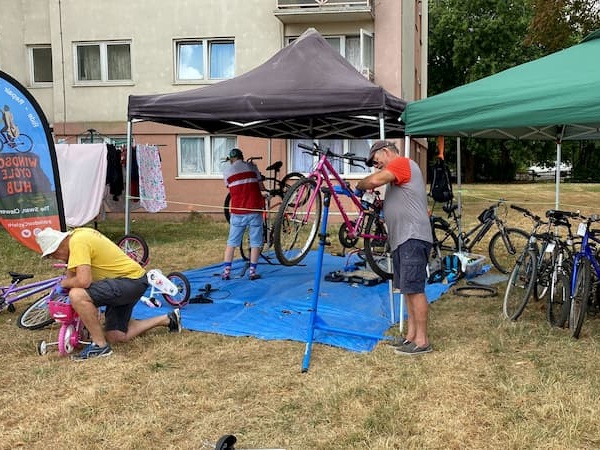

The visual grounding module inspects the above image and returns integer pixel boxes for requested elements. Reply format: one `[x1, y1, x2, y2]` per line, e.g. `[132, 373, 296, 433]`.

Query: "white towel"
[55, 143, 107, 227]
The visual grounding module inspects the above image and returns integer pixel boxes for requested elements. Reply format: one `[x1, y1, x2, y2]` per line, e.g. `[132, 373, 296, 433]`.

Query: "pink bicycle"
[36, 294, 89, 356]
[272, 142, 391, 279]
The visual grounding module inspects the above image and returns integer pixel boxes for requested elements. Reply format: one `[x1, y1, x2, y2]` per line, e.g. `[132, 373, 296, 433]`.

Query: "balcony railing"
[275, 0, 373, 24]
[277, 0, 371, 7]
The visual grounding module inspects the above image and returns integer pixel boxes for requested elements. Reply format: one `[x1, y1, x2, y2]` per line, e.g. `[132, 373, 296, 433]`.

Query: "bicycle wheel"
[58, 324, 76, 355]
[547, 272, 570, 328]
[489, 227, 529, 274]
[534, 244, 554, 301]
[13, 134, 33, 153]
[273, 178, 321, 266]
[502, 248, 537, 320]
[117, 234, 150, 267]
[17, 295, 54, 330]
[431, 220, 459, 259]
[280, 172, 305, 196]
[570, 258, 591, 339]
[223, 193, 231, 223]
[363, 213, 392, 280]
[163, 272, 191, 307]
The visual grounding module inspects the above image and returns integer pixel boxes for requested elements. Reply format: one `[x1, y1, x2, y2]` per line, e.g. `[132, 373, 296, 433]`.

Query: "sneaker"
[394, 343, 433, 356]
[71, 343, 112, 361]
[221, 272, 230, 280]
[387, 337, 412, 348]
[249, 272, 261, 280]
[168, 308, 182, 333]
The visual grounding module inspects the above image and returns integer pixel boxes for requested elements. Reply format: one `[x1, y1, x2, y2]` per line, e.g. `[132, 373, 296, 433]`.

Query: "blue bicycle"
[568, 214, 600, 338]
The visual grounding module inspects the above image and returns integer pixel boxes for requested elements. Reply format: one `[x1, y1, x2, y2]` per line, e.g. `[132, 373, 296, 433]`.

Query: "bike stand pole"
[302, 189, 389, 373]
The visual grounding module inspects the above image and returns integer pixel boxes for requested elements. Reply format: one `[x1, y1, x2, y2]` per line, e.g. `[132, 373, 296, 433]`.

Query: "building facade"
[0, 0, 428, 217]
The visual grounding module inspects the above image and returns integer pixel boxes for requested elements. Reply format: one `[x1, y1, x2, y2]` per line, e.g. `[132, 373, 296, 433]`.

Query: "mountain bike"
[0, 132, 33, 153]
[431, 200, 528, 274]
[223, 157, 303, 223]
[272, 142, 392, 280]
[567, 214, 600, 338]
[534, 209, 578, 327]
[502, 205, 545, 320]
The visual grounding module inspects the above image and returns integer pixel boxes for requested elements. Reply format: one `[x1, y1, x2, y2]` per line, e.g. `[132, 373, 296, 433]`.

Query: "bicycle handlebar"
[510, 204, 542, 222]
[297, 142, 369, 165]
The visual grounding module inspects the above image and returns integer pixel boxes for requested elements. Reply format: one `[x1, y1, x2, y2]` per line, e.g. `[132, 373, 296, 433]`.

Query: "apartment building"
[0, 0, 427, 216]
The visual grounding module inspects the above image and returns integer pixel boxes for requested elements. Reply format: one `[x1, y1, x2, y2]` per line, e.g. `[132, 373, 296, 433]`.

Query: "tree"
[427, 0, 600, 182]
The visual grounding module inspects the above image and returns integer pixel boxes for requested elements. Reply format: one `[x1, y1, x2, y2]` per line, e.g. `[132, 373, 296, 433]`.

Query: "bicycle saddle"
[266, 161, 283, 172]
[442, 203, 458, 215]
[9, 272, 34, 282]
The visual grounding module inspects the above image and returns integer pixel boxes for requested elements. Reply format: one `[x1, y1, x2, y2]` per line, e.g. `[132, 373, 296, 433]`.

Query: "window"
[291, 139, 371, 176]
[74, 41, 132, 83]
[176, 39, 235, 82]
[178, 135, 236, 177]
[29, 46, 53, 85]
[288, 32, 373, 76]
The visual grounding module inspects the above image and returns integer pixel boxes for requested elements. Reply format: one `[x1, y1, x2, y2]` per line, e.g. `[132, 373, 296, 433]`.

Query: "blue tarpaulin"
[133, 251, 452, 353]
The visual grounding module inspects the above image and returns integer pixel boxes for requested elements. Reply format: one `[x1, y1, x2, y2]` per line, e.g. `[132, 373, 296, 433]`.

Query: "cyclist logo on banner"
[0, 71, 65, 252]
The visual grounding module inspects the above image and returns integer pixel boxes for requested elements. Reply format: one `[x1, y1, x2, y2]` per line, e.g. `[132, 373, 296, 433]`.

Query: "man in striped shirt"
[221, 148, 266, 280]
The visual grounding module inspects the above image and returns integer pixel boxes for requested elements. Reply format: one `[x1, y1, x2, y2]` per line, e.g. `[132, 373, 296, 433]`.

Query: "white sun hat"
[36, 227, 71, 257]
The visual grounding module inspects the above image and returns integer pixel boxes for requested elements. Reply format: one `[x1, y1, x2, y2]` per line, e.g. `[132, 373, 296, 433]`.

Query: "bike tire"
[58, 324, 77, 355]
[14, 134, 33, 153]
[534, 244, 554, 301]
[547, 272, 570, 328]
[273, 178, 321, 266]
[163, 272, 191, 307]
[280, 172, 305, 195]
[570, 258, 591, 339]
[489, 227, 529, 274]
[117, 234, 150, 267]
[363, 213, 392, 280]
[430, 220, 459, 259]
[502, 248, 537, 320]
[223, 193, 232, 223]
[17, 294, 54, 330]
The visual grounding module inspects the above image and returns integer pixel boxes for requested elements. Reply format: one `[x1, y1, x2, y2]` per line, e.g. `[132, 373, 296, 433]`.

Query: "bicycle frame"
[438, 202, 503, 251]
[298, 149, 379, 241]
[571, 218, 600, 293]
[0, 273, 63, 312]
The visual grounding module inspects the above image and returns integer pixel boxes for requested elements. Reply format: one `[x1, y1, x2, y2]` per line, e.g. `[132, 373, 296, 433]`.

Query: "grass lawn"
[1, 183, 599, 449]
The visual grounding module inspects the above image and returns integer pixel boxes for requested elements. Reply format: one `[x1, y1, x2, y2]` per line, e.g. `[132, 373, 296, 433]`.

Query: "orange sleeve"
[387, 157, 412, 185]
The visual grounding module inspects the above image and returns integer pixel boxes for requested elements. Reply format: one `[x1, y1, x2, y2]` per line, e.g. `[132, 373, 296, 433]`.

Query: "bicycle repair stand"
[301, 188, 392, 373]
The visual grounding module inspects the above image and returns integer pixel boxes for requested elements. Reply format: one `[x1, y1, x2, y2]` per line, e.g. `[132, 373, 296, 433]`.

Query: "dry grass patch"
[1, 183, 600, 449]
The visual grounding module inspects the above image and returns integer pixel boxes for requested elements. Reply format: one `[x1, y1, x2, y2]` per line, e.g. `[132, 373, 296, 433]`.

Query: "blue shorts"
[87, 275, 149, 333]
[227, 213, 263, 248]
[392, 239, 431, 295]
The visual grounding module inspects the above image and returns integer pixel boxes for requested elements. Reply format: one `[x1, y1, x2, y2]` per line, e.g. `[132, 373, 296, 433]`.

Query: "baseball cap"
[225, 148, 244, 161]
[36, 227, 71, 257]
[366, 140, 398, 167]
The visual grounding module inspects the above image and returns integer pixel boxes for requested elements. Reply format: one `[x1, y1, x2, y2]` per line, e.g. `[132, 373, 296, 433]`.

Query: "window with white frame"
[28, 45, 53, 85]
[178, 135, 236, 177]
[291, 139, 371, 176]
[175, 39, 235, 82]
[287, 33, 374, 177]
[288, 32, 373, 76]
[74, 41, 132, 83]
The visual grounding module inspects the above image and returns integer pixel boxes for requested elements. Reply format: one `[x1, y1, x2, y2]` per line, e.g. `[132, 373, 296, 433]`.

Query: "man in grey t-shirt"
[356, 140, 433, 355]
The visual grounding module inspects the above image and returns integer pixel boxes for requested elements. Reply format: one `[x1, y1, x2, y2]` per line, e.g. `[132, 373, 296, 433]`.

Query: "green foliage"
[427, 0, 600, 182]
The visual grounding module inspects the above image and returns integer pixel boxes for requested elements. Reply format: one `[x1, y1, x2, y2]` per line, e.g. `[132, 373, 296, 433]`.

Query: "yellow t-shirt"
[67, 228, 146, 281]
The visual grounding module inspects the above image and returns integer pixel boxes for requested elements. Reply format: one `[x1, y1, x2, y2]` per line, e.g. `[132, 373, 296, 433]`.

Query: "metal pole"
[124, 120, 132, 234]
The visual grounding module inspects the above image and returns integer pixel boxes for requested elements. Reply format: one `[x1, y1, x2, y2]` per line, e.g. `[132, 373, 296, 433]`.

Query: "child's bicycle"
[36, 294, 89, 356]
[140, 269, 191, 308]
[0, 264, 66, 330]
